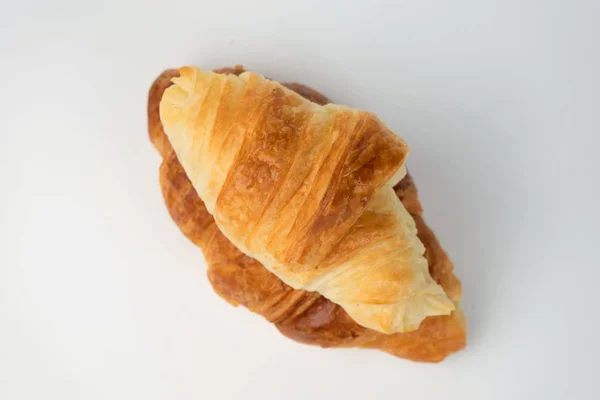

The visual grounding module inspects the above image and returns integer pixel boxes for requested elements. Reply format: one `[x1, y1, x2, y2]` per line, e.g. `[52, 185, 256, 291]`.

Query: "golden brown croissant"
[160, 66, 456, 334]
[149, 67, 466, 361]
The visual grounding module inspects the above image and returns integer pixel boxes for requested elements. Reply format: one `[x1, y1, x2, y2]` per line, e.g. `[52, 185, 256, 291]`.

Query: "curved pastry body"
[149, 68, 465, 360]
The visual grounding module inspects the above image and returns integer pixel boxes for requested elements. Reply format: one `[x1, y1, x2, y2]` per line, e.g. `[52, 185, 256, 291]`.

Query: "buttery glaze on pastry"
[160, 67, 454, 333]
[149, 67, 465, 361]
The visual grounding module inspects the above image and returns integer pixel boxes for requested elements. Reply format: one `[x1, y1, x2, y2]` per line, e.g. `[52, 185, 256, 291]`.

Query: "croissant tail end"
[341, 289, 455, 335]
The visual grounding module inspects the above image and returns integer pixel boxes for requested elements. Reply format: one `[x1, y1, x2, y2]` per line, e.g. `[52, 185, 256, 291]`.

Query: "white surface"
[1, 1, 599, 399]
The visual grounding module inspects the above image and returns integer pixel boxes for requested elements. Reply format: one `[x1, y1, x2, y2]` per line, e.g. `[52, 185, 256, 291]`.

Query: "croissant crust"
[149, 67, 465, 361]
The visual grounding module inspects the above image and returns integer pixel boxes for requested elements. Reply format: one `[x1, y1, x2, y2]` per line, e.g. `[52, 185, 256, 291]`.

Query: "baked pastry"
[149, 67, 466, 361]
[160, 67, 458, 333]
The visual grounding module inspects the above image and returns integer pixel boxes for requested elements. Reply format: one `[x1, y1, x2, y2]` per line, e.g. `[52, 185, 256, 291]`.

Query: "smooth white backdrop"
[1, 1, 599, 399]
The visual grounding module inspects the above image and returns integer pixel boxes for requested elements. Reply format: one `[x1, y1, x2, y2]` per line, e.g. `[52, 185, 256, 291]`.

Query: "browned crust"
[149, 67, 465, 362]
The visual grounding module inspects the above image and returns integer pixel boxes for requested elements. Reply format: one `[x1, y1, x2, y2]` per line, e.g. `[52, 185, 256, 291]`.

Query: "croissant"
[149, 67, 466, 361]
[160, 66, 456, 334]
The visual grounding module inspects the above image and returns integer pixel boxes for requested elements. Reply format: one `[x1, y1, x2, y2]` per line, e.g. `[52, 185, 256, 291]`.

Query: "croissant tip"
[178, 66, 197, 78]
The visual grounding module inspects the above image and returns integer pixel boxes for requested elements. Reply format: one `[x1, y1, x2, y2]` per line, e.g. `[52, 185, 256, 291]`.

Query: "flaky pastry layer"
[148, 67, 465, 361]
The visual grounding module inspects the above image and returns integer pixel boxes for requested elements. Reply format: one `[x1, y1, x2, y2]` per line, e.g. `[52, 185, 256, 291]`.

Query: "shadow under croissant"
[148, 67, 466, 362]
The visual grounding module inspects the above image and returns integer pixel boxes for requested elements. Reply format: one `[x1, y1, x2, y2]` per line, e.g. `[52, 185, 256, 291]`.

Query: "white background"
[1, 1, 599, 399]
